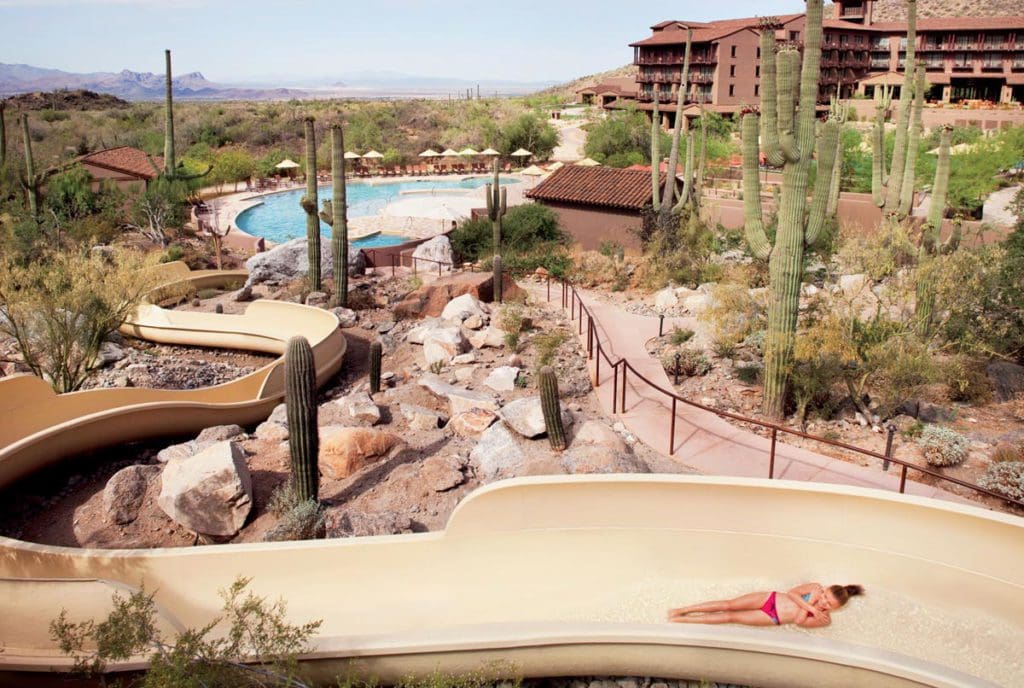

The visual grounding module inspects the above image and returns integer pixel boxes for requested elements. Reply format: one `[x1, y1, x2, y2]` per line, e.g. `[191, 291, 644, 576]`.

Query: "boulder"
[254, 421, 289, 442]
[157, 441, 253, 537]
[422, 326, 468, 365]
[452, 352, 477, 365]
[327, 510, 415, 538]
[682, 293, 710, 314]
[244, 237, 365, 286]
[232, 285, 254, 302]
[420, 455, 467, 492]
[331, 307, 358, 328]
[654, 288, 679, 310]
[987, 360, 1024, 403]
[561, 420, 648, 475]
[324, 391, 380, 426]
[468, 326, 506, 349]
[918, 402, 956, 423]
[268, 403, 289, 425]
[406, 318, 445, 344]
[453, 366, 475, 384]
[470, 422, 526, 481]
[94, 342, 126, 368]
[839, 273, 870, 296]
[400, 403, 447, 430]
[449, 408, 497, 437]
[393, 271, 524, 319]
[156, 439, 213, 464]
[418, 374, 498, 414]
[463, 314, 485, 330]
[411, 235, 454, 272]
[441, 293, 487, 323]
[103, 464, 160, 525]
[305, 291, 329, 308]
[196, 424, 245, 443]
[319, 427, 403, 480]
[484, 366, 520, 392]
[499, 396, 573, 439]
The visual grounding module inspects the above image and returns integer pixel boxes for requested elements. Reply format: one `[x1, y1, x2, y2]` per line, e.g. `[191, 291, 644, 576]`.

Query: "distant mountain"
[3, 89, 129, 111]
[536, 64, 637, 100]
[0, 63, 309, 101]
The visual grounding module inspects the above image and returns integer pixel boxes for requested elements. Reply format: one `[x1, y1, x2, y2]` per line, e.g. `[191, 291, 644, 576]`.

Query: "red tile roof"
[631, 14, 803, 47]
[525, 165, 657, 211]
[77, 146, 163, 180]
[577, 77, 637, 97]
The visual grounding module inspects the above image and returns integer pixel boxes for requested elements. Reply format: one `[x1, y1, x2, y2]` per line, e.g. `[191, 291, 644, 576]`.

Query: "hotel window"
[754, 84, 759, 96]
[841, 34, 849, 46]
[757, 47, 761, 58]
[731, 45, 737, 58]
[790, 31, 800, 41]
[729, 84, 735, 96]
[756, 65, 760, 77]
[730, 65, 736, 77]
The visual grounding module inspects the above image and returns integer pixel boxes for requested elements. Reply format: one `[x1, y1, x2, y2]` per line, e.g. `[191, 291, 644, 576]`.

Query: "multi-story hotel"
[604, 0, 1024, 127]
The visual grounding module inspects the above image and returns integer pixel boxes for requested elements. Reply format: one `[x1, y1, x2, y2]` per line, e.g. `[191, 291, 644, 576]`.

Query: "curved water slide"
[0, 266, 1020, 687]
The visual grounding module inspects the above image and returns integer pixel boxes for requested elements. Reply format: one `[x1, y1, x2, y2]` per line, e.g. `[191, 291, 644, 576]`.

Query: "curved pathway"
[527, 281, 969, 504]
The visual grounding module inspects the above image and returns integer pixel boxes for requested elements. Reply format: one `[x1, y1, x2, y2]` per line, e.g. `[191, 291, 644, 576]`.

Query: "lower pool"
[352, 233, 414, 248]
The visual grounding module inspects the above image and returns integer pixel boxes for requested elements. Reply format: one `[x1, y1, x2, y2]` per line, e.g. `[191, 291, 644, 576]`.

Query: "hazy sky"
[0, 0, 807, 83]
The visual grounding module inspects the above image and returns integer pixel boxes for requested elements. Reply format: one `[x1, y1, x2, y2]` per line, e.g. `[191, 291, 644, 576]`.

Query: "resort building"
[76, 146, 163, 193]
[615, 0, 1024, 127]
[525, 165, 655, 250]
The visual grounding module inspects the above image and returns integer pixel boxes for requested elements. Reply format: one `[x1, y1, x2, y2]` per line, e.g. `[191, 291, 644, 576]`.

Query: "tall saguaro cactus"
[870, 85, 893, 207]
[319, 123, 349, 307]
[659, 28, 692, 214]
[741, 0, 841, 418]
[539, 366, 566, 451]
[0, 101, 7, 169]
[650, 89, 661, 209]
[898, 62, 926, 217]
[158, 50, 210, 182]
[915, 126, 957, 337]
[486, 158, 507, 303]
[300, 117, 322, 292]
[369, 340, 382, 395]
[285, 336, 319, 502]
[19, 114, 43, 220]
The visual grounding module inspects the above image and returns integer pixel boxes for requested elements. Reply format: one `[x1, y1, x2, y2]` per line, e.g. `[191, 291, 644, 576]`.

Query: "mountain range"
[0, 63, 557, 101]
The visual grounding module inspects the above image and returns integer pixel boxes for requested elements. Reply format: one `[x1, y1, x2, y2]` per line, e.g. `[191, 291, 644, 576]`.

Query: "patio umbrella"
[576, 157, 601, 167]
[521, 164, 546, 176]
[480, 148, 500, 156]
[511, 148, 533, 158]
[362, 150, 385, 159]
[926, 142, 976, 156]
[458, 147, 480, 156]
[440, 148, 460, 157]
[419, 149, 440, 157]
[344, 151, 361, 159]
[546, 161, 565, 172]
[275, 159, 301, 169]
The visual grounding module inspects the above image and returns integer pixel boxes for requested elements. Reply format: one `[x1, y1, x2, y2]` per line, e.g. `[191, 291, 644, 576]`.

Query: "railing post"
[587, 316, 593, 359]
[437, 261, 442, 277]
[620, 363, 627, 412]
[768, 427, 778, 479]
[883, 423, 896, 471]
[546, 276, 550, 302]
[578, 302, 583, 335]
[612, 361, 619, 414]
[391, 253, 396, 277]
[595, 343, 601, 384]
[659, 314, 665, 337]
[571, 290, 575, 320]
[670, 397, 677, 455]
[899, 464, 908, 493]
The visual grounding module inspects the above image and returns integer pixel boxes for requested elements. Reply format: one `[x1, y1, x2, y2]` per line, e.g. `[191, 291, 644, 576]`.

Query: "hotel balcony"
[636, 52, 717, 66]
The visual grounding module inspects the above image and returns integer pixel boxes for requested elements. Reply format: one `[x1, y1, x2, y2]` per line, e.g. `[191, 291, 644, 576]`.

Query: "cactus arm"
[871, 99, 887, 206]
[941, 220, 962, 254]
[302, 117, 321, 292]
[651, 89, 661, 211]
[319, 199, 334, 227]
[539, 366, 567, 451]
[741, 113, 772, 261]
[328, 125, 348, 307]
[926, 126, 951, 237]
[489, 157, 505, 303]
[677, 131, 695, 211]
[776, 49, 801, 163]
[883, 0, 917, 214]
[805, 119, 841, 247]
[696, 106, 707, 200]
[898, 63, 926, 217]
[758, 21, 785, 167]
[500, 186, 507, 215]
[285, 336, 320, 502]
[662, 28, 692, 207]
[795, 1, 823, 157]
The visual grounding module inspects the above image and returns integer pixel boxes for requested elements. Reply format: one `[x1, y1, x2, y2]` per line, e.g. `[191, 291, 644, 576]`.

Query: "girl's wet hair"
[829, 584, 865, 606]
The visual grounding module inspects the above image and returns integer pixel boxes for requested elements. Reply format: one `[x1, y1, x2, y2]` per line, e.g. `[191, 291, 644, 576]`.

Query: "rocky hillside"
[2, 89, 129, 111]
[872, 0, 1024, 21]
[538, 64, 637, 101]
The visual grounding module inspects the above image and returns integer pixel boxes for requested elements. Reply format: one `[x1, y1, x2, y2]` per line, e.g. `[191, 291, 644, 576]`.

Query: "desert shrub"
[917, 425, 970, 467]
[450, 204, 569, 274]
[669, 326, 694, 345]
[196, 288, 220, 300]
[743, 329, 766, 355]
[978, 461, 1024, 501]
[699, 283, 764, 350]
[711, 337, 736, 359]
[990, 442, 1024, 463]
[598, 240, 625, 260]
[264, 499, 326, 542]
[160, 244, 185, 263]
[638, 208, 715, 288]
[789, 352, 844, 423]
[570, 249, 632, 289]
[836, 219, 917, 281]
[663, 347, 712, 378]
[584, 106, 667, 166]
[944, 356, 992, 404]
[735, 363, 762, 385]
[429, 359, 446, 374]
[533, 330, 568, 367]
[870, 340, 938, 416]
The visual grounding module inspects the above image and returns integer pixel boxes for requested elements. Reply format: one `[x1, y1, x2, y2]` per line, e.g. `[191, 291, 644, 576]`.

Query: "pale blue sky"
[1, 0, 803, 83]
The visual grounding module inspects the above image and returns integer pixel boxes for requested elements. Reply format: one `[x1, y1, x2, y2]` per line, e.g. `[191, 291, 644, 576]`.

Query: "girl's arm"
[796, 610, 832, 628]
[786, 592, 822, 619]
[789, 583, 824, 604]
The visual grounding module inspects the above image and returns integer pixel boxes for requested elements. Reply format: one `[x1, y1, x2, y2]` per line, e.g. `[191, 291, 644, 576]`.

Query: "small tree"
[0, 247, 162, 392]
[212, 147, 256, 192]
[128, 177, 188, 247]
[499, 113, 560, 160]
[50, 577, 321, 688]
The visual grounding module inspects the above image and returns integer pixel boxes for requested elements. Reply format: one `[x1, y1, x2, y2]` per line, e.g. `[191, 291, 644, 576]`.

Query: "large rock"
[422, 326, 468, 365]
[839, 273, 870, 296]
[319, 427, 403, 480]
[484, 366, 520, 392]
[94, 341, 126, 368]
[327, 510, 415, 538]
[254, 421, 288, 442]
[156, 439, 213, 464]
[561, 420, 648, 475]
[468, 326, 506, 349]
[393, 271, 524, 319]
[331, 307, 358, 328]
[157, 441, 253, 537]
[441, 293, 488, 323]
[400, 403, 447, 430]
[244, 238, 365, 287]
[420, 455, 467, 492]
[321, 391, 380, 426]
[196, 424, 245, 443]
[987, 361, 1024, 403]
[499, 396, 573, 439]
[407, 318, 445, 344]
[654, 288, 679, 310]
[470, 422, 526, 481]
[449, 408, 498, 437]
[418, 373, 498, 414]
[103, 464, 160, 525]
[411, 235, 454, 272]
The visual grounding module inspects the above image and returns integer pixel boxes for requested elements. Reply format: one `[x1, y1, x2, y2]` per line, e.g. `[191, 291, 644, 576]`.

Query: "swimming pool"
[235, 177, 519, 244]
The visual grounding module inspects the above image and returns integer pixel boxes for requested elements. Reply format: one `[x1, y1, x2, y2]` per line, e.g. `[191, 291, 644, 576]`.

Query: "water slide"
[0, 266, 1020, 687]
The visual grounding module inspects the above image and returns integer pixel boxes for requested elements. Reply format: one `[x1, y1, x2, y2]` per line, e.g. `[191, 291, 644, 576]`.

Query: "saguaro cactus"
[485, 158, 507, 303]
[0, 101, 6, 169]
[741, 0, 841, 418]
[898, 62, 926, 217]
[870, 85, 893, 207]
[651, 88, 661, 209]
[19, 114, 43, 220]
[300, 117, 322, 292]
[539, 366, 566, 451]
[319, 123, 349, 307]
[285, 336, 319, 502]
[660, 28, 692, 213]
[915, 126, 957, 338]
[369, 340, 382, 395]
[158, 50, 210, 182]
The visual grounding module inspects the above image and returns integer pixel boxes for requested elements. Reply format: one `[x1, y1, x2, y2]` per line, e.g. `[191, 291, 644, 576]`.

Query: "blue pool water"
[235, 177, 519, 244]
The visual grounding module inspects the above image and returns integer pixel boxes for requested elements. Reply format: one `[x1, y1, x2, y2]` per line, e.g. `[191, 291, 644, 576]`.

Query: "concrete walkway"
[525, 280, 972, 505]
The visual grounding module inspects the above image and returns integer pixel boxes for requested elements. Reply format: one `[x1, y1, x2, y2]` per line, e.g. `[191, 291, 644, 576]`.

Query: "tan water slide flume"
[0, 267, 1020, 687]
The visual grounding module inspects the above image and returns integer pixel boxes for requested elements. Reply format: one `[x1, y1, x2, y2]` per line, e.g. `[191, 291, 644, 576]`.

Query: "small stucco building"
[525, 165, 655, 251]
[76, 147, 163, 193]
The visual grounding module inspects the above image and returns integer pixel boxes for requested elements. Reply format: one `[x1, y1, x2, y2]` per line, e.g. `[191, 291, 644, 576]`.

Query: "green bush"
[583, 106, 667, 167]
[917, 425, 970, 467]
[533, 330, 568, 367]
[944, 356, 992, 404]
[264, 499, 326, 542]
[196, 288, 220, 300]
[669, 326, 694, 345]
[663, 347, 711, 378]
[978, 461, 1024, 501]
[736, 363, 762, 385]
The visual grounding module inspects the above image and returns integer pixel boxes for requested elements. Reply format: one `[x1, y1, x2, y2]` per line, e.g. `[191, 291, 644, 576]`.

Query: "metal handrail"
[548, 277, 1023, 512]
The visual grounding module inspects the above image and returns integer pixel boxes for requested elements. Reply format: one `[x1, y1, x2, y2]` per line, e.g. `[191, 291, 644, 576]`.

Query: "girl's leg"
[668, 592, 770, 618]
[671, 610, 776, 626]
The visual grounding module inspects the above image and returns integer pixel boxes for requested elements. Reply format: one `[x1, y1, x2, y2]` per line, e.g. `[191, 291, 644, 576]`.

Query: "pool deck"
[201, 173, 535, 253]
